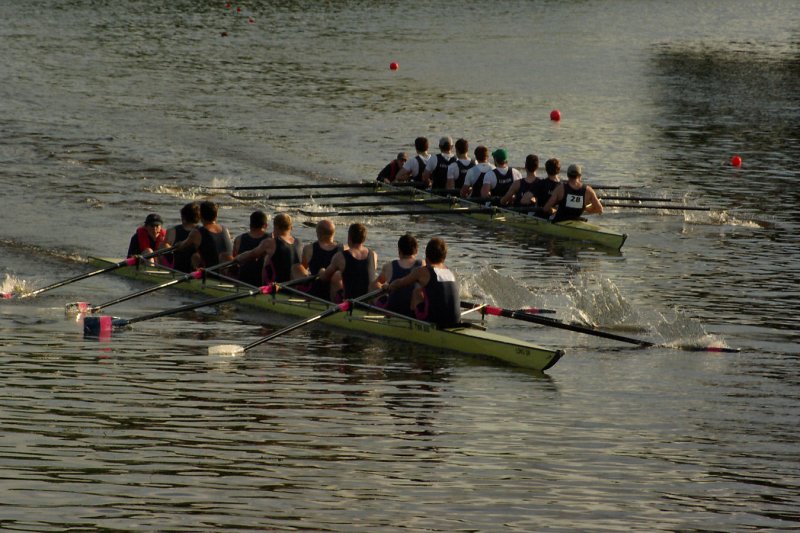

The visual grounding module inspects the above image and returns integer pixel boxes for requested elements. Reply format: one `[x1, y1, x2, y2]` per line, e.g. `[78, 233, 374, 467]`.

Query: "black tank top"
[198, 226, 231, 268]
[172, 225, 194, 272]
[342, 249, 370, 299]
[470, 170, 488, 198]
[418, 266, 460, 328]
[264, 236, 302, 283]
[237, 233, 269, 286]
[492, 167, 515, 198]
[308, 242, 339, 275]
[553, 182, 587, 222]
[386, 259, 422, 316]
[412, 155, 426, 182]
[533, 179, 560, 208]
[430, 154, 456, 189]
[454, 160, 475, 189]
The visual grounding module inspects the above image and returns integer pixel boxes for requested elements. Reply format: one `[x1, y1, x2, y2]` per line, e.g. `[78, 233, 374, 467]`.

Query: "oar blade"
[208, 344, 246, 356]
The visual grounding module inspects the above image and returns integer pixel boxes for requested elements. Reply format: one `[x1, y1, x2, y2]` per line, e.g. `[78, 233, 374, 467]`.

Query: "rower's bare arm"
[500, 181, 519, 206]
[387, 268, 422, 292]
[541, 186, 563, 216]
[421, 169, 433, 186]
[319, 252, 344, 282]
[584, 186, 603, 215]
[459, 184, 471, 198]
[395, 167, 411, 182]
[480, 183, 492, 199]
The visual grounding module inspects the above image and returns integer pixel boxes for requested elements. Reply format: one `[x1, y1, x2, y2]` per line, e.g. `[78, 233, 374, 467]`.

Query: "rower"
[172, 201, 234, 269]
[421, 136, 455, 190]
[531, 158, 562, 214]
[394, 137, 431, 184]
[374, 233, 424, 317]
[446, 138, 476, 191]
[291, 219, 342, 299]
[232, 211, 270, 287]
[500, 154, 540, 207]
[162, 202, 200, 273]
[127, 213, 166, 264]
[540, 164, 603, 222]
[481, 148, 522, 200]
[387, 237, 460, 329]
[459, 145, 495, 199]
[319, 222, 378, 301]
[375, 152, 408, 183]
[234, 213, 302, 284]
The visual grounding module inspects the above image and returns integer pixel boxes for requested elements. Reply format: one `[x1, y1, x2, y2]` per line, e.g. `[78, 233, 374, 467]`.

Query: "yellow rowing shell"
[382, 183, 628, 251]
[90, 257, 564, 372]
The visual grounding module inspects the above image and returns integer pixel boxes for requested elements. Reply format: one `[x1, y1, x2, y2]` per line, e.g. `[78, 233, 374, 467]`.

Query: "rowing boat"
[377, 183, 628, 251]
[89, 257, 564, 372]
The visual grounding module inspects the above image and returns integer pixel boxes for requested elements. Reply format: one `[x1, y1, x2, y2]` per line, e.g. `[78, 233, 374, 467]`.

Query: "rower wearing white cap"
[540, 164, 603, 222]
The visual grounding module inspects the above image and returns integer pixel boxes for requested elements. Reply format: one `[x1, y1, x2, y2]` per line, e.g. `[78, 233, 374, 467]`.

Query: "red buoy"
[389, 61, 399, 71]
[731, 155, 742, 167]
[550, 109, 561, 121]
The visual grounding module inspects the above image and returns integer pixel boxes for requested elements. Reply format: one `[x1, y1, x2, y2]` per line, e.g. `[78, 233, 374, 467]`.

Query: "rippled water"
[1, 0, 798, 530]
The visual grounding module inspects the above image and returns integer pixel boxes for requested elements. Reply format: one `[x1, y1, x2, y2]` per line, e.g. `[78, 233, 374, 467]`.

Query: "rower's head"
[567, 164, 582, 181]
[347, 222, 367, 246]
[414, 136, 429, 154]
[316, 219, 336, 241]
[474, 145, 489, 163]
[250, 210, 268, 230]
[545, 158, 560, 177]
[439, 136, 453, 153]
[180, 202, 200, 225]
[395, 152, 408, 165]
[455, 138, 469, 157]
[525, 154, 540, 173]
[397, 233, 418, 258]
[274, 213, 292, 232]
[144, 213, 163, 239]
[199, 201, 218, 223]
[425, 237, 447, 264]
[491, 148, 508, 166]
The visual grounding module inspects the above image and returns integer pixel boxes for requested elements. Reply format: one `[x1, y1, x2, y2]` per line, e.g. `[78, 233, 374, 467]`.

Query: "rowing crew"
[126, 204, 461, 328]
[379, 136, 603, 222]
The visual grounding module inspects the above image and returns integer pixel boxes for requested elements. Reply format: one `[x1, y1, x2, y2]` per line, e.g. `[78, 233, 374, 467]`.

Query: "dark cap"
[567, 164, 582, 178]
[144, 213, 163, 226]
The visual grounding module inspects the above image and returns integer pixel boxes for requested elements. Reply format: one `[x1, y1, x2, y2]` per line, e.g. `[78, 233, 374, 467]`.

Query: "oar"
[599, 195, 677, 202]
[83, 284, 275, 337]
[475, 304, 739, 352]
[460, 300, 557, 315]
[209, 287, 387, 355]
[602, 203, 712, 211]
[294, 197, 458, 209]
[83, 273, 319, 337]
[66, 260, 236, 315]
[207, 182, 375, 191]
[231, 189, 421, 201]
[2, 248, 174, 300]
[299, 206, 499, 218]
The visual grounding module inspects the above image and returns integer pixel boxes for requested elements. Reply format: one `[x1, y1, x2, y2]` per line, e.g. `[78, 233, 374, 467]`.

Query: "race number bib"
[565, 194, 584, 209]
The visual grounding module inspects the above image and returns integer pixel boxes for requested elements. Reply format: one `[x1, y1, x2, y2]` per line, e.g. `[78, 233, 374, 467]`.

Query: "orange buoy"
[550, 109, 561, 121]
[389, 62, 399, 71]
[731, 155, 742, 167]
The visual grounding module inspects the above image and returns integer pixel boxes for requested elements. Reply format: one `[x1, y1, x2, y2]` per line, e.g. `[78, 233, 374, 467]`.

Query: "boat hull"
[90, 258, 564, 372]
[381, 183, 628, 251]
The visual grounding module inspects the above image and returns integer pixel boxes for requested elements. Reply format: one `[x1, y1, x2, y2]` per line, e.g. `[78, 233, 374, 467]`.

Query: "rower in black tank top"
[197, 226, 231, 268]
[306, 242, 340, 299]
[264, 236, 302, 283]
[342, 249, 370, 299]
[386, 259, 422, 316]
[416, 266, 460, 328]
[171, 225, 194, 272]
[236, 233, 270, 286]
